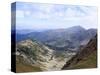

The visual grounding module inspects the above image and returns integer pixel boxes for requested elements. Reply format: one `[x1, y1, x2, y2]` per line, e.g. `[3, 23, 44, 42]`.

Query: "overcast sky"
[13, 2, 97, 30]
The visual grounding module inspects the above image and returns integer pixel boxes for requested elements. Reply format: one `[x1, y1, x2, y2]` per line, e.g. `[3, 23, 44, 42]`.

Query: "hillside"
[16, 39, 75, 72]
[16, 39, 53, 72]
[62, 35, 97, 69]
[15, 26, 97, 72]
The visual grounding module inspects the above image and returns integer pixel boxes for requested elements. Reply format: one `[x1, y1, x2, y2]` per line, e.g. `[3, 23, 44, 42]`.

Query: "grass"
[16, 63, 42, 73]
[70, 51, 97, 69]
[16, 56, 42, 73]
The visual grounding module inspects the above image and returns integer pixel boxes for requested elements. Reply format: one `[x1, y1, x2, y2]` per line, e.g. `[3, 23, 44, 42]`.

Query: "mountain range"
[15, 26, 97, 72]
[16, 26, 97, 51]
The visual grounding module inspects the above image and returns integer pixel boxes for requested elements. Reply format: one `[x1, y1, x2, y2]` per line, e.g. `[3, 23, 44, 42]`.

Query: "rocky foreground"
[16, 34, 97, 72]
[16, 39, 75, 72]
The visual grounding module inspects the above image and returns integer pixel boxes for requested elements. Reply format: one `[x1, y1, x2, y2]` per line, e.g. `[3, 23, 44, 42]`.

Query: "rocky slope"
[62, 35, 97, 69]
[16, 39, 75, 72]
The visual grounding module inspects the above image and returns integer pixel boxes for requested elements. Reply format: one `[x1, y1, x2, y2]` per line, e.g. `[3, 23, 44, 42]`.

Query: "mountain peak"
[66, 26, 85, 33]
[69, 26, 85, 29]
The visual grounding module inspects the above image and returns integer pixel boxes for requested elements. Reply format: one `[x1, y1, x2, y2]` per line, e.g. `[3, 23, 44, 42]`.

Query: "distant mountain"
[87, 29, 97, 38]
[16, 29, 50, 34]
[16, 29, 35, 34]
[16, 26, 97, 51]
[62, 35, 97, 69]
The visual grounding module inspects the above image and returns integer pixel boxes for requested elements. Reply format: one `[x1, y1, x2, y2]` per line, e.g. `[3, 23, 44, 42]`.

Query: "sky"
[12, 2, 98, 30]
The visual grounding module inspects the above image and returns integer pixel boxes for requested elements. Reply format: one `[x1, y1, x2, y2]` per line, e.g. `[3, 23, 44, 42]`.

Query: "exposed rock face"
[16, 39, 75, 72]
[62, 35, 97, 69]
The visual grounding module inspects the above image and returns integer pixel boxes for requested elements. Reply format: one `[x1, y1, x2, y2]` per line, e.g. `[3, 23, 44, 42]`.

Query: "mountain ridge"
[62, 35, 97, 69]
[16, 26, 97, 52]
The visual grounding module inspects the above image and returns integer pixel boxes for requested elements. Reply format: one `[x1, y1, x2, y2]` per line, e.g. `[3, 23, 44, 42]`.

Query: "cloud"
[16, 10, 24, 18]
[15, 2, 97, 29]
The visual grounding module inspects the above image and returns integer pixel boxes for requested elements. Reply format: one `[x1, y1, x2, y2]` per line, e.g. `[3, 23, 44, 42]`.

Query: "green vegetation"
[16, 56, 42, 73]
[16, 62, 42, 73]
[62, 35, 97, 70]
[70, 51, 97, 69]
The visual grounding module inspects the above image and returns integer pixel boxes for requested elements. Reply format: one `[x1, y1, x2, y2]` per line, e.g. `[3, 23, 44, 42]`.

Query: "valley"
[16, 39, 76, 72]
[15, 26, 97, 72]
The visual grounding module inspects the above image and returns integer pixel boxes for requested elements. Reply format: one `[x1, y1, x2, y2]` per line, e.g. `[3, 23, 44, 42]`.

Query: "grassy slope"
[70, 50, 97, 69]
[62, 35, 97, 69]
[16, 56, 42, 73]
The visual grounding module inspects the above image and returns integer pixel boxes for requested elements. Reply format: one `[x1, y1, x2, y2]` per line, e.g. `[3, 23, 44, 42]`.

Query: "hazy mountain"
[16, 29, 51, 34]
[16, 29, 35, 34]
[62, 35, 97, 69]
[16, 26, 97, 51]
